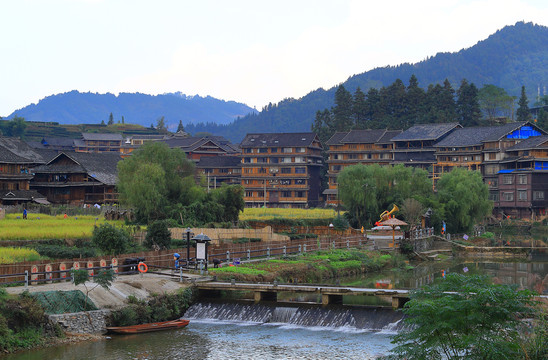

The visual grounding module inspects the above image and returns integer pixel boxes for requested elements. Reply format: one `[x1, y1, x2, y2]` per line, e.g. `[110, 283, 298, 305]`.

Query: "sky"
[1, 0, 548, 117]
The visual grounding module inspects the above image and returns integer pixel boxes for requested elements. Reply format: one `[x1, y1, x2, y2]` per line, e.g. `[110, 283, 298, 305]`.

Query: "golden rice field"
[0, 213, 123, 241]
[0, 247, 41, 264]
[240, 208, 338, 221]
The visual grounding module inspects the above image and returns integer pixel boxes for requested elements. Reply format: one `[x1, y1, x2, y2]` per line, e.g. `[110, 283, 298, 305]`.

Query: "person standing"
[23, 208, 27, 219]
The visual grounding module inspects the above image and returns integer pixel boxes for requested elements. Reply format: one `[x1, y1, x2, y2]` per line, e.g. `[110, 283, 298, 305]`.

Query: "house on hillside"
[196, 155, 242, 188]
[240, 132, 323, 208]
[495, 135, 548, 219]
[0, 137, 52, 205]
[162, 136, 239, 162]
[391, 123, 461, 172]
[74, 133, 123, 153]
[324, 129, 401, 206]
[30, 152, 122, 205]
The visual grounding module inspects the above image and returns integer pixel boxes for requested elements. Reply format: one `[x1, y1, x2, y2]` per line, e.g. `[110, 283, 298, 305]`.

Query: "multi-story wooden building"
[480, 122, 545, 204]
[324, 129, 401, 206]
[162, 136, 239, 162]
[495, 135, 548, 219]
[74, 133, 123, 153]
[391, 123, 461, 171]
[240, 133, 323, 208]
[196, 155, 242, 187]
[0, 137, 51, 205]
[31, 152, 122, 205]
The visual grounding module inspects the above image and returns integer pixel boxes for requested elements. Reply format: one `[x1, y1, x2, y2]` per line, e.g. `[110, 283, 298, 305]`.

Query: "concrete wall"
[49, 310, 111, 335]
[170, 226, 290, 244]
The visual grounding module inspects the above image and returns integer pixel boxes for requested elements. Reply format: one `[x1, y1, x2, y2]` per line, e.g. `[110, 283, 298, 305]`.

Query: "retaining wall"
[49, 310, 111, 335]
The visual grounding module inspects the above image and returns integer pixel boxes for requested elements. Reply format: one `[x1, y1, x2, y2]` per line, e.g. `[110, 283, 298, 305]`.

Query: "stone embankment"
[49, 310, 111, 334]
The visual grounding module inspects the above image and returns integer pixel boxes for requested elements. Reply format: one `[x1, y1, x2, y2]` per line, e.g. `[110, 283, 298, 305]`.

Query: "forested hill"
[186, 21, 548, 142]
[8, 91, 257, 132]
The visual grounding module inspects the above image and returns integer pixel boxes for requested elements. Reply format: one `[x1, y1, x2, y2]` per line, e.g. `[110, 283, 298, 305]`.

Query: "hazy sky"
[1, 0, 548, 117]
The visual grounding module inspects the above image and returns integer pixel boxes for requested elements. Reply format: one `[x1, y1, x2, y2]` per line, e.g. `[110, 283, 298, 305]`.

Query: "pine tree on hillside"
[517, 86, 532, 122]
[332, 85, 354, 132]
[108, 112, 114, 125]
[353, 87, 367, 129]
[456, 79, 481, 126]
[177, 120, 185, 133]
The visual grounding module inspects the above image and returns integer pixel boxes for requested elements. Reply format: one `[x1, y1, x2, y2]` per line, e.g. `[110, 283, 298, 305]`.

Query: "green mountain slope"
[187, 21, 548, 142]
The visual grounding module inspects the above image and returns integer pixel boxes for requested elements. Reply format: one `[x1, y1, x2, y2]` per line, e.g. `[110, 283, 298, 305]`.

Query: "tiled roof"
[41, 137, 75, 147]
[325, 132, 348, 146]
[240, 133, 320, 147]
[33, 151, 122, 185]
[481, 122, 544, 142]
[391, 123, 461, 142]
[340, 129, 387, 144]
[82, 133, 123, 141]
[196, 156, 242, 168]
[378, 130, 403, 144]
[434, 126, 499, 147]
[0, 189, 47, 201]
[505, 135, 548, 151]
[0, 137, 48, 164]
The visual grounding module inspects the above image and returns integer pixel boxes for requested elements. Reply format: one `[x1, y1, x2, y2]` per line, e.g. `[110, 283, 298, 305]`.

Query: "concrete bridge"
[196, 281, 410, 309]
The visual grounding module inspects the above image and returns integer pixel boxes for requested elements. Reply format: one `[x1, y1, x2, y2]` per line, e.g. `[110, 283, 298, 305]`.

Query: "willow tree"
[117, 142, 195, 223]
[337, 164, 432, 228]
[436, 168, 492, 233]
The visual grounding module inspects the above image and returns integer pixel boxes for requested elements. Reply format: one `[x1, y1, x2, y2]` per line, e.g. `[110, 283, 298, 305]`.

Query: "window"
[333, 154, 339, 160]
[489, 153, 497, 160]
[295, 167, 306, 174]
[296, 147, 306, 153]
[283, 147, 292, 153]
[245, 191, 254, 197]
[257, 157, 268, 163]
[332, 165, 341, 171]
[281, 157, 292, 163]
[295, 179, 305, 185]
[502, 192, 514, 201]
[488, 193, 499, 201]
[281, 191, 292, 198]
[244, 148, 253, 153]
[502, 175, 513, 185]
[244, 168, 252, 174]
[281, 168, 292, 174]
[487, 179, 498, 187]
[270, 157, 279, 164]
[258, 168, 267, 174]
[280, 179, 291, 185]
[258, 148, 268, 153]
[518, 175, 527, 185]
[518, 190, 527, 201]
[271, 148, 278, 153]
[533, 191, 545, 200]
[295, 191, 305, 198]
[347, 154, 358, 160]
[243, 157, 252, 163]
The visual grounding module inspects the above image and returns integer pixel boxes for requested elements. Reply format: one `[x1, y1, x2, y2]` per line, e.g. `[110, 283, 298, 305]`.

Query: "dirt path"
[5, 272, 205, 309]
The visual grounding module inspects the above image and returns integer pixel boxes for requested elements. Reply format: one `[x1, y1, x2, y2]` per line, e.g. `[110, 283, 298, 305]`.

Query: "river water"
[4, 255, 547, 360]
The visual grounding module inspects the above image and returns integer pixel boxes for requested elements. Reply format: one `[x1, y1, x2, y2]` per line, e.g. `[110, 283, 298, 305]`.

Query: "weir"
[185, 300, 407, 332]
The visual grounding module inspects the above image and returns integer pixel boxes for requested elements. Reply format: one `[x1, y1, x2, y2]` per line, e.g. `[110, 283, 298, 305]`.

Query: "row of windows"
[332, 153, 392, 160]
[243, 157, 308, 164]
[244, 191, 307, 198]
[438, 155, 482, 162]
[243, 167, 307, 174]
[491, 190, 545, 202]
[502, 174, 528, 185]
[243, 179, 307, 186]
[243, 147, 307, 154]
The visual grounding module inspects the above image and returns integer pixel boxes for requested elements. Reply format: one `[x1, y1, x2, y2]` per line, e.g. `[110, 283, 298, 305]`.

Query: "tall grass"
[0, 247, 41, 264]
[240, 208, 338, 221]
[0, 214, 123, 241]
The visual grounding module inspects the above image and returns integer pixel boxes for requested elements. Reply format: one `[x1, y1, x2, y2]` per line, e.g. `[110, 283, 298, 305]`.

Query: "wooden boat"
[106, 319, 190, 334]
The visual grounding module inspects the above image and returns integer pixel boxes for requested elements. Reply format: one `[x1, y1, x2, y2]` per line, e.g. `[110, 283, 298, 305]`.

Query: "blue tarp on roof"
[498, 169, 515, 173]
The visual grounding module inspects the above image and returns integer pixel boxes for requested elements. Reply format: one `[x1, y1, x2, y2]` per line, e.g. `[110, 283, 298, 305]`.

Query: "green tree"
[72, 268, 115, 311]
[2, 116, 27, 138]
[478, 84, 515, 124]
[144, 220, 172, 250]
[332, 85, 354, 131]
[388, 274, 538, 360]
[211, 185, 245, 223]
[156, 116, 167, 133]
[353, 87, 367, 129]
[456, 79, 482, 126]
[436, 168, 492, 233]
[517, 85, 533, 122]
[108, 112, 114, 125]
[406, 75, 426, 126]
[117, 142, 196, 223]
[92, 223, 131, 255]
[337, 164, 431, 228]
[536, 108, 548, 131]
[177, 120, 185, 133]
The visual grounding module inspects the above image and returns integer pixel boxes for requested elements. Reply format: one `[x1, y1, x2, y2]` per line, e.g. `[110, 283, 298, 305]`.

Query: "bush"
[144, 220, 172, 250]
[34, 244, 97, 259]
[92, 223, 131, 255]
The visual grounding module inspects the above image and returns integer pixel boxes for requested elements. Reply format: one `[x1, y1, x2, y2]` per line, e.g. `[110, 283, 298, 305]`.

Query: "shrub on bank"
[109, 287, 196, 327]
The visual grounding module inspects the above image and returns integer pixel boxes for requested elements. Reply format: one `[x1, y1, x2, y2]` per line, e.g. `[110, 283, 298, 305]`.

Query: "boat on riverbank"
[106, 319, 189, 334]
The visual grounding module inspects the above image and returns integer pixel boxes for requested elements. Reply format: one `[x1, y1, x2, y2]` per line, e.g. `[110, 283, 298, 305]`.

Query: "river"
[4, 255, 547, 360]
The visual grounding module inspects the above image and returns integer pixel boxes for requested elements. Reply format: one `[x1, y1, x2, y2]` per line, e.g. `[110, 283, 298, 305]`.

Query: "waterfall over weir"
[185, 301, 406, 332]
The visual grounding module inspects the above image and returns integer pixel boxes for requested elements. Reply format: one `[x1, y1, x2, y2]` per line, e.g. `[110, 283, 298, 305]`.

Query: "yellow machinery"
[379, 204, 399, 222]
